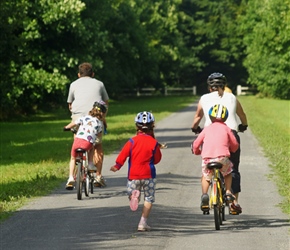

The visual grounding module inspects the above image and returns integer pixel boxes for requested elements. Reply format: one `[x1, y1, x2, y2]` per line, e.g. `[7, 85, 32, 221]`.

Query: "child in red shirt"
[110, 111, 162, 231]
[192, 104, 239, 212]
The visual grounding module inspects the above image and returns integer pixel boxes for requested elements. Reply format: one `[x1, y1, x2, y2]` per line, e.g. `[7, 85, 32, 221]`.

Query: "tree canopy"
[0, 0, 289, 118]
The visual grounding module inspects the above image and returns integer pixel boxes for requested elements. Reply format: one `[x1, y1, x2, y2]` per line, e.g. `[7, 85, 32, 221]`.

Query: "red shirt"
[114, 133, 162, 179]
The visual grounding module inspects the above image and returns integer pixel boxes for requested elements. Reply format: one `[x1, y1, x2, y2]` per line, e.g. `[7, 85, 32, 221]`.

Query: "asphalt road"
[0, 103, 289, 250]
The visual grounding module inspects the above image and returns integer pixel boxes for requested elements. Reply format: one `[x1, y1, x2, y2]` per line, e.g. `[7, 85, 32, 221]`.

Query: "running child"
[110, 111, 162, 231]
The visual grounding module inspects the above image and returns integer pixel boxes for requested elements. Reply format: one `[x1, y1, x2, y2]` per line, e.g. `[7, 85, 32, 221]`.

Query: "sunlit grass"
[0, 96, 196, 221]
[1, 95, 288, 221]
[238, 96, 290, 214]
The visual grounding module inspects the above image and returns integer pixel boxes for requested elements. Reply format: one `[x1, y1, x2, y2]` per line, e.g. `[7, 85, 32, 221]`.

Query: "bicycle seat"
[76, 148, 86, 153]
[207, 162, 223, 169]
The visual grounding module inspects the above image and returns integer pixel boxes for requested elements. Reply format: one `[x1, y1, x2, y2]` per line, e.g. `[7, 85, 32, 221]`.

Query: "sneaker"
[138, 222, 151, 232]
[65, 177, 75, 190]
[94, 175, 106, 187]
[130, 190, 140, 211]
[200, 193, 209, 211]
[230, 203, 242, 214]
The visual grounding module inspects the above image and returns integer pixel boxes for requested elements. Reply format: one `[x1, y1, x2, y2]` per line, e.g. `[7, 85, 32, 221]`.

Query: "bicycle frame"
[210, 169, 224, 207]
[63, 127, 97, 200]
[74, 148, 96, 200]
[207, 162, 226, 230]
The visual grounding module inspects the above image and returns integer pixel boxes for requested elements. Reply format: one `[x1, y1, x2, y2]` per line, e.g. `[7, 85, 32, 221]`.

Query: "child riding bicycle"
[64, 102, 105, 189]
[192, 104, 239, 211]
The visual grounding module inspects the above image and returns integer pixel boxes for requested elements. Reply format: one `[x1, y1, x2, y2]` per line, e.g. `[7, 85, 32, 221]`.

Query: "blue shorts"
[127, 178, 156, 203]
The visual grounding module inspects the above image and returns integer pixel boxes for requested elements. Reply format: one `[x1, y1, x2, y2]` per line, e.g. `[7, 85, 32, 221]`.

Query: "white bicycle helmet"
[135, 111, 155, 130]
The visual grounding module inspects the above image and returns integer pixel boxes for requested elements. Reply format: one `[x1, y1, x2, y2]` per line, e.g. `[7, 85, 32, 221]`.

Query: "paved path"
[0, 103, 289, 250]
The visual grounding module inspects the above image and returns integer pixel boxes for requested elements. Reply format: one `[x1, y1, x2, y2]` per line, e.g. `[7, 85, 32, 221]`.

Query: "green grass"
[238, 96, 290, 214]
[0, 95, 289, 221]
[0, 96, 196, 221]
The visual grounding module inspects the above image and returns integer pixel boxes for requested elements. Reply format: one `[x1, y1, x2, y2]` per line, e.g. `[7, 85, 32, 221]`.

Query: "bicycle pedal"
[201, 206, 210, 212]
[65, 185, 74, 190]
[229, 210, 239, 215]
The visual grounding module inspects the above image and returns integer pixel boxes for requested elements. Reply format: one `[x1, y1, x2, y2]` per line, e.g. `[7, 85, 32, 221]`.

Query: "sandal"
[224, 193, 235, 202]
[230, 203, 242, 214]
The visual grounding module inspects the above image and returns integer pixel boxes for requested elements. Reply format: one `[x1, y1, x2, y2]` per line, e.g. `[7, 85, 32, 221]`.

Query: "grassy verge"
[1, 95, 289, 221]
[0, 96, 196, 221]
[238, 96, 290, 214]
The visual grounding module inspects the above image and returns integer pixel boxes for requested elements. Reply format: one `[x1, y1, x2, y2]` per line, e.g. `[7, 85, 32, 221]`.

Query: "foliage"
[0, 0, 289, 119]
[241, 0, 290, 99]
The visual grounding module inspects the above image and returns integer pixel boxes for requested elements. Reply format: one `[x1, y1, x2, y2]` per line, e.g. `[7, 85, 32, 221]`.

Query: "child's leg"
[138, 179, 155, 231]
[94, 143, 104, 176]
[69, 156, 76, 178]
[224, 173, 233, 194]
[201, 176, 210, 194]
[87, 147, 96, 170]
[140, 201, 152, 221]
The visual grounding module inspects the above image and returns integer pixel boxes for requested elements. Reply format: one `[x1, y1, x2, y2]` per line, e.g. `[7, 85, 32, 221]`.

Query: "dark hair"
[89, 107, 103, 120]
[78, 62, 93, 77]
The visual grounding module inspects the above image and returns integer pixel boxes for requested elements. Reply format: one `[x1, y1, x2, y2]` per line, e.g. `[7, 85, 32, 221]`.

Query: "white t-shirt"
[67, 77, 109, 116]
[200, 91, 239, 131]
[75, 115, 102, 144]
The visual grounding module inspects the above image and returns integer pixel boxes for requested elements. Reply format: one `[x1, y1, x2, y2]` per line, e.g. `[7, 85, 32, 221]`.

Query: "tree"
[241, 0, 290, 99]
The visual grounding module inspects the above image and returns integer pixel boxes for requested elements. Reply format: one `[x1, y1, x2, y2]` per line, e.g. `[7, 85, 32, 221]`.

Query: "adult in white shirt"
[191, 72, 248, 214]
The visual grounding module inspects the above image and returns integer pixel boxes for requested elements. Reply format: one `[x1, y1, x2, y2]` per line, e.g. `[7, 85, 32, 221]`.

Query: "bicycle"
[64, 127, 96, 200]
[201, 162, 228, 230]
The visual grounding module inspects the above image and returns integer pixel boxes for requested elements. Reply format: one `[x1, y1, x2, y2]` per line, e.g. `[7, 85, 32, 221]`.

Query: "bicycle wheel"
[217, 180, 225, 224]
[90, 178, 94, 194]
[213, 205, 220, 230]
[222, 206, 226, 221]
[84, 173, 89, 197]
[76, 162, 83, 200]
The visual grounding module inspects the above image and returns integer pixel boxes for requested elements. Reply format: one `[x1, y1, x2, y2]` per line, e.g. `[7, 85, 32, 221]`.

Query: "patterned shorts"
[202, 156, 233, 181]
[127, 178, 156, 203]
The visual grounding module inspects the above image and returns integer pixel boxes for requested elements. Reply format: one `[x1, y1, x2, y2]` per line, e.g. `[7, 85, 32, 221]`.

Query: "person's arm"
[68, 103, 72, 112]
[236, 99, 247, 126]
[113, 139, 131, 169]
[192, 131, 205, 155]
[191, 101, 204, 130]
[228, 130, 239, 153]
[64, 121, 76, 129]
[154, 143, 162, 164]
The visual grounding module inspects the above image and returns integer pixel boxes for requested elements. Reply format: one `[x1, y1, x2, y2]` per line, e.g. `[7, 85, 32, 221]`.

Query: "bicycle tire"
[213, 205, 220, 230]
[222, 206, 226, 221]
[84, 174, 89, 197]
[90, 179, 94, 194]
[76, 162, 83, 200]
[217, 180, 225, 224]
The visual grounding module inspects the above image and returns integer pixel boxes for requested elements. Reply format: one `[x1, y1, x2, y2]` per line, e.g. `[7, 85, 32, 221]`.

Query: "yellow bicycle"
[205, 162, 226, 230]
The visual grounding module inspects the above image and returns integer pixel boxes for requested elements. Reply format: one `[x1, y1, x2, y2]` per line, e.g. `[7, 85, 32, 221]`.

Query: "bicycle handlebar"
[63, 126, 78, 134]
[191, 123, 248, 134]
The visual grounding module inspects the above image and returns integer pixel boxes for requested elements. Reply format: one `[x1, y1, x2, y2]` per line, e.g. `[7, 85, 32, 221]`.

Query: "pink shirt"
[193, 122, 239, 158]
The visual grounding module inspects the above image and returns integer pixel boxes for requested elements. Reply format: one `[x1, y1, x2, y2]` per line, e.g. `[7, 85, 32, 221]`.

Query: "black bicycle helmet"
[207, 72, 227, 87]
[93, 100, 107, 113]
